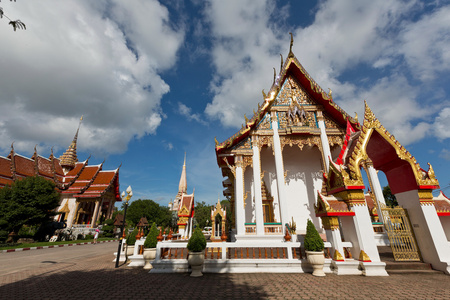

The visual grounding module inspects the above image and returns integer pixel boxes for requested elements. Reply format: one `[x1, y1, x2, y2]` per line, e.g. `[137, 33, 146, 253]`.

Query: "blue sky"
[0, 0, 449, 206]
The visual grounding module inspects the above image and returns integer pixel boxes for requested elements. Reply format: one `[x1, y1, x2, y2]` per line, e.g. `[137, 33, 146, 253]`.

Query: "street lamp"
[115, 185, 132, 268]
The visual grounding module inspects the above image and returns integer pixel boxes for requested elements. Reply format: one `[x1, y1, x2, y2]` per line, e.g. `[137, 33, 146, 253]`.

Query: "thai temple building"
[168, 154, 194, 239]
[152, 37, 450, 276]
[0, 119, 121, 229]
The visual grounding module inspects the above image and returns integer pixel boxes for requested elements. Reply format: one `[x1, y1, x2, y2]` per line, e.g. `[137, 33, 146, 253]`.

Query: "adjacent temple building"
[168, 154, 194, 239]
[0, 120, 121, 229]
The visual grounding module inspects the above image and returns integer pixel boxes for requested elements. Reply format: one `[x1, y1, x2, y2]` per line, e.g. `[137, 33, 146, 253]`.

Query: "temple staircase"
[378, 246, 441, 274]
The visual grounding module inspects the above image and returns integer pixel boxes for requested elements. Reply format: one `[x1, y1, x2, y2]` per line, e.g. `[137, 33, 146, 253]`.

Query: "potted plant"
[125, 228, 138, 260]
[143, 222, 158, 270]
[304, 219, 325, 276]
[187, 227, 207, 277]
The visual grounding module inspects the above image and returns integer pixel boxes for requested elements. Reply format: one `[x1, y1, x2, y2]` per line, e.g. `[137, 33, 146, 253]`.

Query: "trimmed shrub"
[144, 223, 158, 248]
[126, 228, 138, 246]
[187, 227, 206, 252]
[304, 219, 324, 252]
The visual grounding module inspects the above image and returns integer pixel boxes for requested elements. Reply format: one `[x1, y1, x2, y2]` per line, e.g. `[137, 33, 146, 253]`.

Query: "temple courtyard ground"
[0, 242, 449, 299]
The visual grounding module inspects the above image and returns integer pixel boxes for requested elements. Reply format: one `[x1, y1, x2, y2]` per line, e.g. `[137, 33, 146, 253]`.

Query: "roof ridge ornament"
[288, 32, 294, 58]
[280, 54, 283, 72]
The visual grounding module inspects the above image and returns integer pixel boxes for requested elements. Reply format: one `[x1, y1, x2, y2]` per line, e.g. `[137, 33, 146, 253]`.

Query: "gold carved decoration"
[359, 250, 371, 262]
[223, 158, 236, 177]
[280, 136, 321, 152]
[333, 250, 344, 261]
[321, 216, 339, 231]
[275, 76, 315, 106]
[347, 102, 439, 188]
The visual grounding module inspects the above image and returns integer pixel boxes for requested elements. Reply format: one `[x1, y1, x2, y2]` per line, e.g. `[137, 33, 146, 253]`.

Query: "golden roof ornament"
[262, 89, 267, 99]
[244, 114, 249, 124]
[288, 32, 294, 57]
[60, 116, 83, 171]
[280, 54, 283, 71]
[214, 136, 219, 146]
[273, 67, 276, 85]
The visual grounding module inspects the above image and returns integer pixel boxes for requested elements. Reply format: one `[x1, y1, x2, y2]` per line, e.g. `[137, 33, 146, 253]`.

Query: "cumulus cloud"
[177, 102, 206, 124]
[440, 149, 450, 161]
[0, 0, 184, 156]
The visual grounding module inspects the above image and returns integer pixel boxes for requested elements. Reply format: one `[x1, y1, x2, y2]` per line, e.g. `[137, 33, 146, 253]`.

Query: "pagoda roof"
[434, 191, 450, 216]
[215, 48, 359, 163]
[178, 193, 194, 218]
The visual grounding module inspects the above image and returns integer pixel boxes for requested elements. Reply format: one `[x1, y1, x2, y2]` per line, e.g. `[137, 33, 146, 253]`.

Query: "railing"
[264, 223, 282, 234]
[245, 224, 256, 234]
[244, 223, 283, 235]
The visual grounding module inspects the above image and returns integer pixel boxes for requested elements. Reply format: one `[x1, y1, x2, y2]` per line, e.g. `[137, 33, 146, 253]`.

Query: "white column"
[234, 158, 245, 236]
[366, 164, 386, 219]
[67, 200, 80, 228]
[252, 136, 265, 236]
[351, 204, 381, 262]
[271, 112, 287, 228]
[91, 200, 101, 228]
[317, 111, 332, 172]
[326, 228, 345, 260]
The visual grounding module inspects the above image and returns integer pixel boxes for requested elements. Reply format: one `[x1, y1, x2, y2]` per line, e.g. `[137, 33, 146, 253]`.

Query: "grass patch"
[0, 237, 117, 250]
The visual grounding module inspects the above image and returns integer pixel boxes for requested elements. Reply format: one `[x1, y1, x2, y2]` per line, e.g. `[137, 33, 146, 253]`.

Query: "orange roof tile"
[14, 155, 35, 177]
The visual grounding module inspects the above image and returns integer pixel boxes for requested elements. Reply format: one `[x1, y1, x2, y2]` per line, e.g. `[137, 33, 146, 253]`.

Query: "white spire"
[178, 152, 187, 194]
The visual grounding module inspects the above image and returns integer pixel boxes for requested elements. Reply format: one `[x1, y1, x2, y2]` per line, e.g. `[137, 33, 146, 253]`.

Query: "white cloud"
[440, 149, 450, 161]
[0, 0, 184, 156]
[177, 102, 207, 124]
[433, 107, 450, 140]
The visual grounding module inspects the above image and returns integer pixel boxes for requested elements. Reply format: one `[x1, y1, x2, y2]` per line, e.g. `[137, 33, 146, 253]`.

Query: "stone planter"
[306, 251, 326, 276]
[143, 248, 157, 270]
[188, 251, 205, 277]
[125, 245, 135, 260]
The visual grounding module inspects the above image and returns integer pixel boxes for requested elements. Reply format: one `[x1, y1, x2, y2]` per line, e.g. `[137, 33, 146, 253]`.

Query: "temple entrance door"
[380, 204, 421, 261]
[215, 215, 222, 238]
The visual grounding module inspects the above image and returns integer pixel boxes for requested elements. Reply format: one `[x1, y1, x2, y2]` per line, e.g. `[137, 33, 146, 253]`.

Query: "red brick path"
[1, 247, 449, 299]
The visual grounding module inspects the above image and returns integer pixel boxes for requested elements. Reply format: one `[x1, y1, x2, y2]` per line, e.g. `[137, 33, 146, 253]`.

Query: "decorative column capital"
[316, 110, 324, 122]
[321, 216, 340, 230]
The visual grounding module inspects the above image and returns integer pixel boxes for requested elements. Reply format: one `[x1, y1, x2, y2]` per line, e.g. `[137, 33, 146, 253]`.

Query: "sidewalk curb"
[1, 239, 117, 253]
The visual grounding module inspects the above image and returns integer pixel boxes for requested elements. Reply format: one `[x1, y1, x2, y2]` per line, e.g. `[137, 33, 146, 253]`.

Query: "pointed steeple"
[60, 116, 83, 173]
[178, 153, 187, 194]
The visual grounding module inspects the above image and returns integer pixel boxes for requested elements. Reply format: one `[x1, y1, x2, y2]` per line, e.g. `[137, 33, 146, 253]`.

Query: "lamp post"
[115, 185, 132, 268]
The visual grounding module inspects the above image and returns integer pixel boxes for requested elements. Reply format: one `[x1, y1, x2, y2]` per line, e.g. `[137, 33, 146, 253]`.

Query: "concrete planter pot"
[306, 251, 326, 276]
[143, 248, 156, 270]
[125, 245, 135, 260]
[188, 251, 205, 277]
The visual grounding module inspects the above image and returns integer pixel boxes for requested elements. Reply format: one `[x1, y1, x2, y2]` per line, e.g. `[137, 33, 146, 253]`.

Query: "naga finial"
[328, 88, 332, 99]
[244, 114, 249, 123]
[289, 32, 294, 56]
[280, 54, 283, 71]
[214, 137, 219, 146]
[354, 112, 358, 123]
[262, 89, 267, 99]
[273, 67, 276, 85]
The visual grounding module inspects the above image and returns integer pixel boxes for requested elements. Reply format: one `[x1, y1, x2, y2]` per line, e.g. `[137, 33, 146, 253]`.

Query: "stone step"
[384, 261, 442, 274]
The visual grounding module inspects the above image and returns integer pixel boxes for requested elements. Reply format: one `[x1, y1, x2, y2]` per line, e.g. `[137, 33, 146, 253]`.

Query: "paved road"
[1, 242, 450, 299]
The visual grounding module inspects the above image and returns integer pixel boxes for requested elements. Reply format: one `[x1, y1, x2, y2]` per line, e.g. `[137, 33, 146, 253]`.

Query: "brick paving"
[1, 244, 450, 299]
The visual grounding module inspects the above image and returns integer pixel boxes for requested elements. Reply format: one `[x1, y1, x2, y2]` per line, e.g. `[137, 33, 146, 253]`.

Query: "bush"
[304, 219, 324, 252]
[126, 228, 138, 246]
[187, 227, 206, 252]
[85, 234, 94, 240]
[102, 219, 115, 238]
[144, 223, 158, 248]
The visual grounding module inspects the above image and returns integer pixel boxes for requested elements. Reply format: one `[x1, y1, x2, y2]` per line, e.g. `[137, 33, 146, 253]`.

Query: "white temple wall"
[260, 146, 281, 223]
[282, 145, 323, 232]
[439, 216, 450, 241]
[244, 167, 255, 223]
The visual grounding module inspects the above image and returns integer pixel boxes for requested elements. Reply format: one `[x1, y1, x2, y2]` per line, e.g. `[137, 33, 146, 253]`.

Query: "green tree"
[125, 199, 171, 228]
[0, 176, 60, 235]
[193, 201, 212, 230]
[383, 186, 398, 207]
[0, 0, 26, 31]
